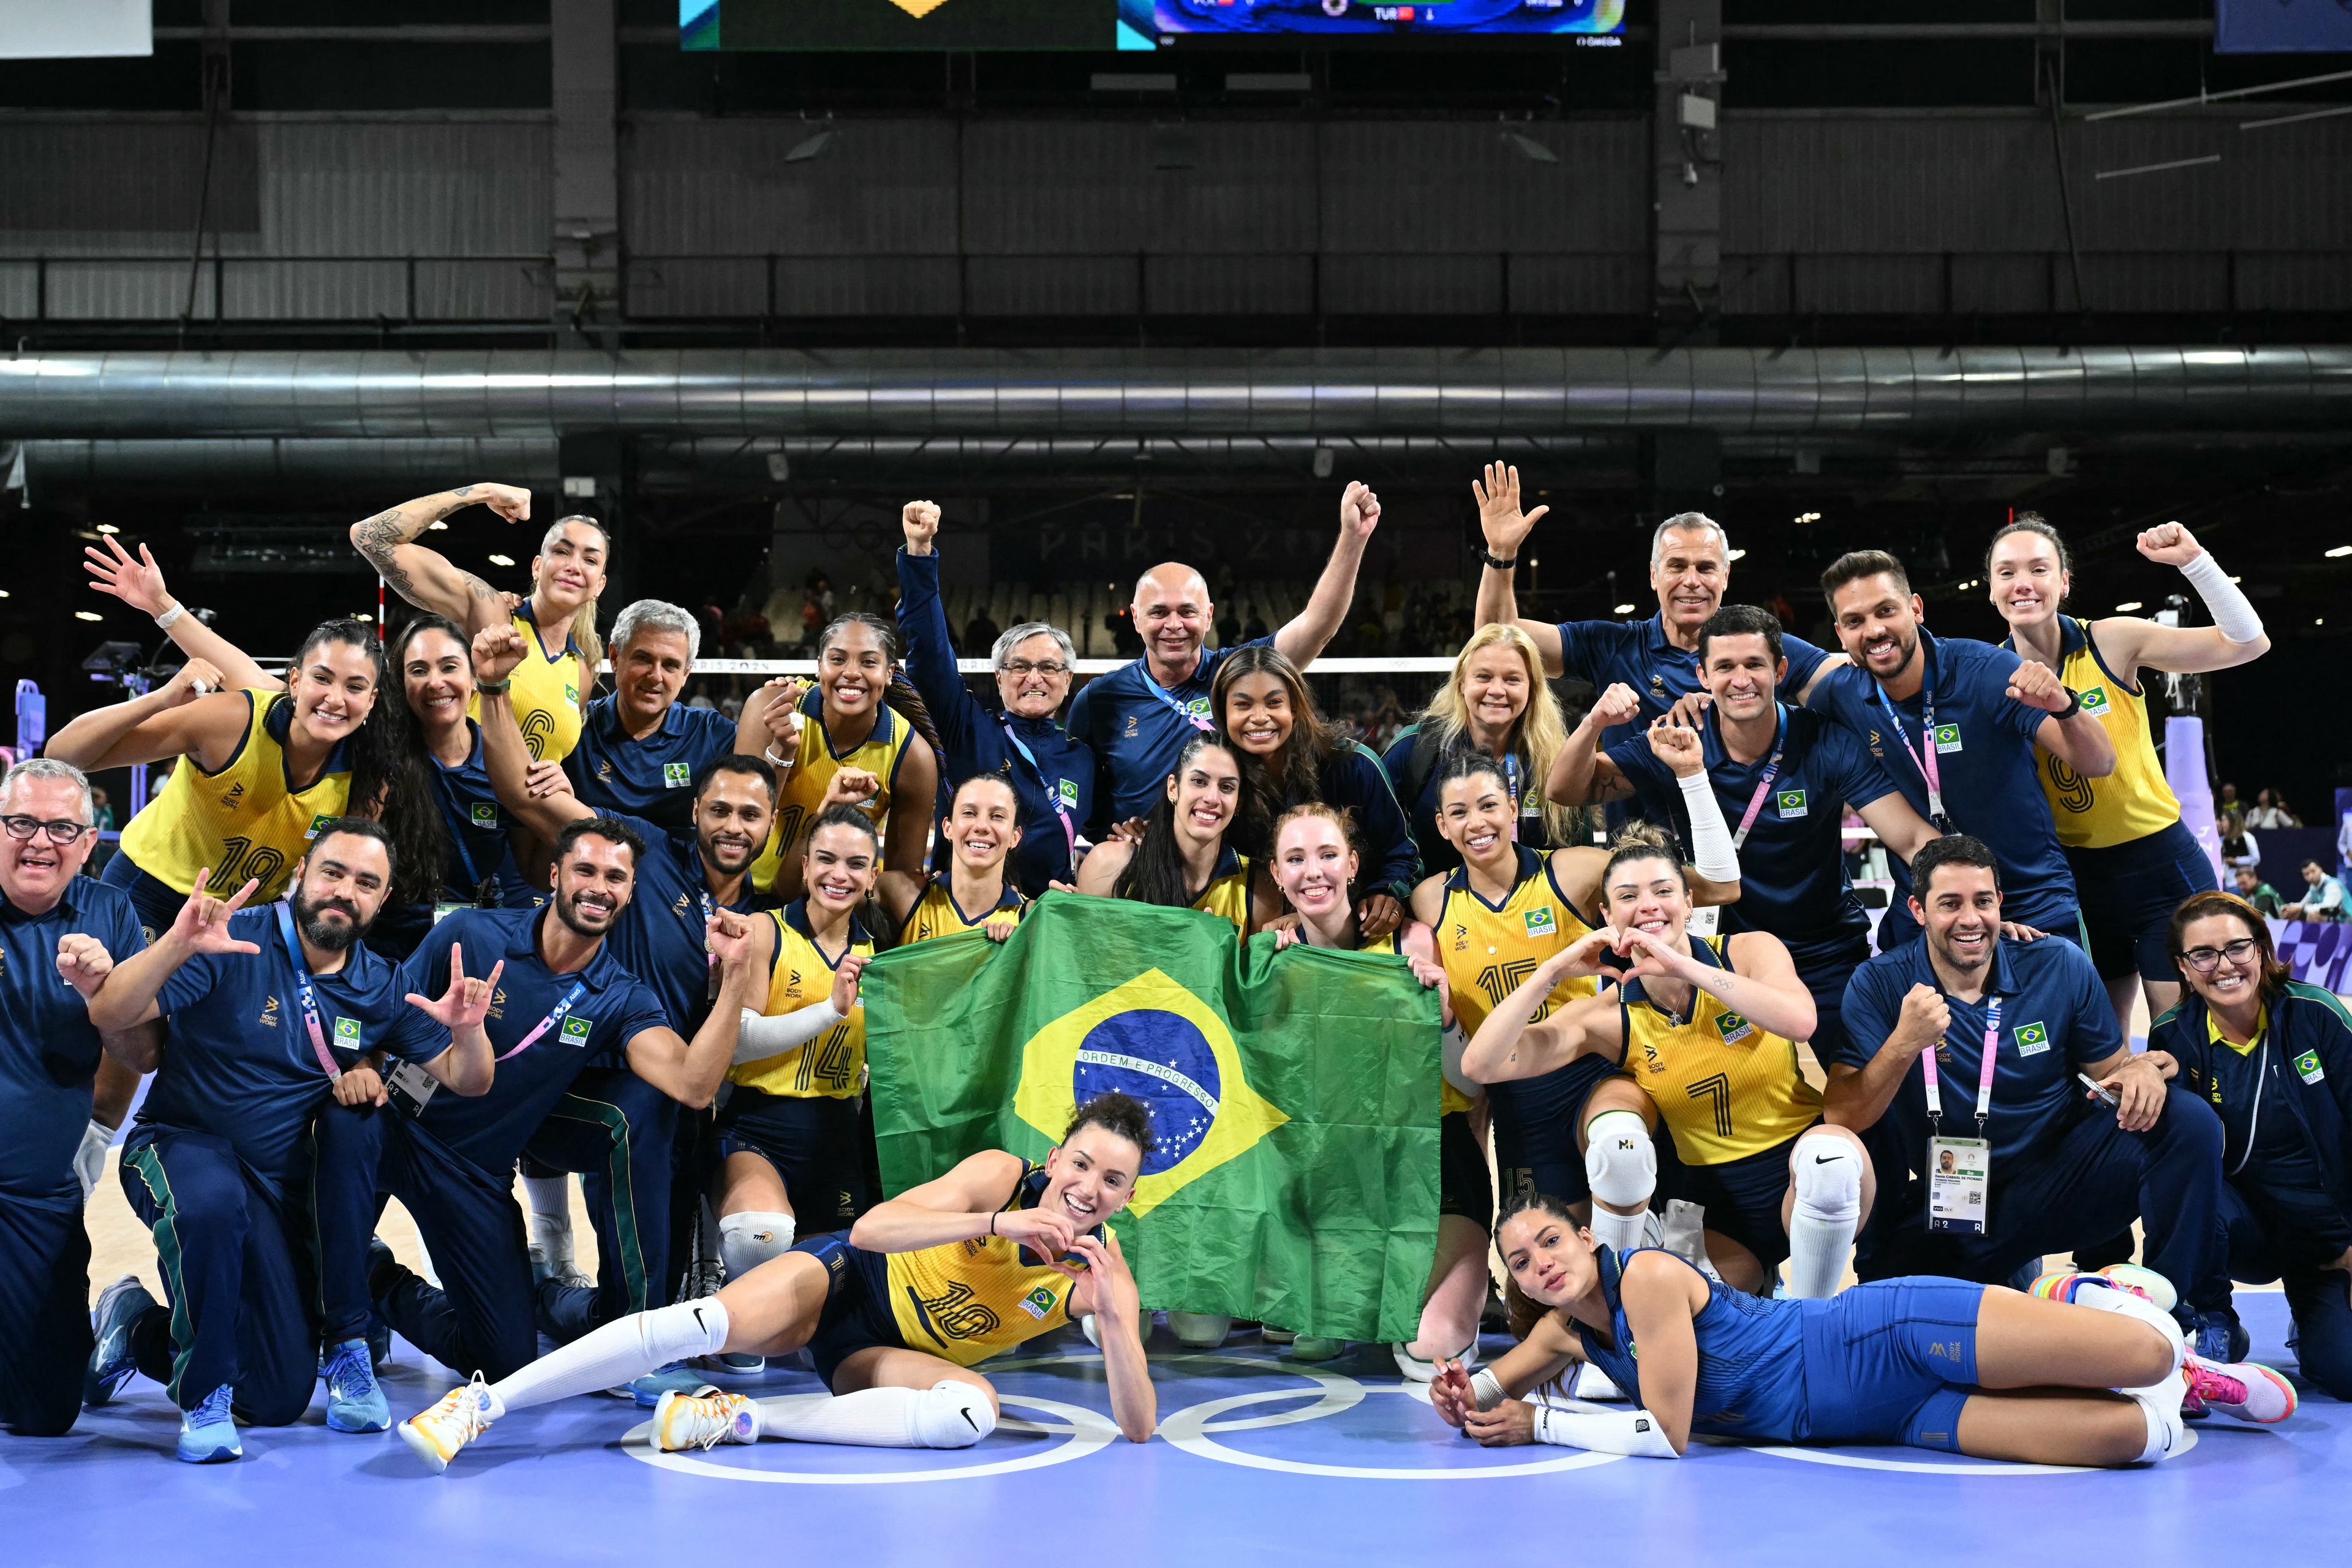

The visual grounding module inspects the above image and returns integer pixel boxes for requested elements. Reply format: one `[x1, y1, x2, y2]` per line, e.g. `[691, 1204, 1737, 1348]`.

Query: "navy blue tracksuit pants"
[312, 1103, 541, 1384]
[0, 1196, 93, 1436]
[2220, 1182, 2352, 1399]
[118, 1126, 317, 1422]
[1859, 1084, 2230, 1313]
[519, 1067, 680, 1343]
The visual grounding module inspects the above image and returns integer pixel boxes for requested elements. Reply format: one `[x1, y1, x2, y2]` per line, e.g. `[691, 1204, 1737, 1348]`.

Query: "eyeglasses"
[1, 815, 92, 845]
[2180, 938, 2260, 974]
[1000, 660, 1071, 678]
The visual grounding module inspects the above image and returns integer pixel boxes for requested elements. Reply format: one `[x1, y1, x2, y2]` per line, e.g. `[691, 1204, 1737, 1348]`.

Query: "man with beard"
[0, 759, 157, 1438]
[317, 816, 760, 1398]
[67, 820, 498, 1461]
[473, 619, 777, 1336]
[1806, 551, 2116, 952]
[1066, 480, 1380, 834]
[1826, 835, 2232, 1344]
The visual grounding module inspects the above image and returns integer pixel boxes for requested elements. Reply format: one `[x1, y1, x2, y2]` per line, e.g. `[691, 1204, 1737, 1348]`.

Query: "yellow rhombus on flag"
[888, 0, 955, 15]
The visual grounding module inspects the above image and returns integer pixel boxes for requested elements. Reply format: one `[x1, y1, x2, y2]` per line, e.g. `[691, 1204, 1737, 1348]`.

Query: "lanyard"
[273, 902, 344, 1083]
[1873, 644, 1950, 827]
[494, 975, 592, 1061]
[1728, 706, 1787, 851]
[696, 886, 720, 995]
[1923, 994, 2003, 1134]
[1001, 722, 1078, 870]
[1144, 671, 1216, 734]
[1502, 752, 1528, 820]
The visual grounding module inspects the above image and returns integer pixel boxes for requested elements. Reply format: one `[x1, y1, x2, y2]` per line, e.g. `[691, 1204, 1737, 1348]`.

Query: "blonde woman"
[1383, 624, 1586, 878]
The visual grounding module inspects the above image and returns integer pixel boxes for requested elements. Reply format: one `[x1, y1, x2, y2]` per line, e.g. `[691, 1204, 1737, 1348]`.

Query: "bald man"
[1067, 481, 1381, 832]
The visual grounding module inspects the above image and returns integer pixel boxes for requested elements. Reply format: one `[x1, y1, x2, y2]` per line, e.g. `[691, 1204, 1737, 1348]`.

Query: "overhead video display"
[1129, 0, 1625, 36]
[679, 0, 1622, 48]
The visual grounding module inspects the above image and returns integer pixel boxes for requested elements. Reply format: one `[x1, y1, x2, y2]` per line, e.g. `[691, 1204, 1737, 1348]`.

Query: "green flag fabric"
[863, 893, 1441, 1344]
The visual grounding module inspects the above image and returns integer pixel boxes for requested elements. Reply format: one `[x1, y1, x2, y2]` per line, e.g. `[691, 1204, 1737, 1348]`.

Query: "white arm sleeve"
[2178, 552, 2263, 645]
[731, 1001, 844, 1066]
[1531, 1404, 1682, 1458]
[1677, 771, 1740, 884]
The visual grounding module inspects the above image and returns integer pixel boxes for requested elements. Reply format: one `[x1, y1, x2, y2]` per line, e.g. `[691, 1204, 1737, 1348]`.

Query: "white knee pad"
[1791, 1134, 1864, 1225]
[1583, 1112, 1657, 1210]
[720, 1212, 795, 1283]
[913, 1381, 997, 1449]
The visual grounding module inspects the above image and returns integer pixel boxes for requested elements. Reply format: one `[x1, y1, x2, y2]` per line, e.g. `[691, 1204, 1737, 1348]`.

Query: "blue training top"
[0, 878, 148, 1210]
[1804, 627, 2080, 945]
[1066, 639, 1272, 834]
[565, 695, 740, 835]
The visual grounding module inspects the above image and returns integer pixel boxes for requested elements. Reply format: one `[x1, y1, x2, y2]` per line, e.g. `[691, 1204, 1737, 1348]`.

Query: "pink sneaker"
[2182, 1356, 2297, 1425]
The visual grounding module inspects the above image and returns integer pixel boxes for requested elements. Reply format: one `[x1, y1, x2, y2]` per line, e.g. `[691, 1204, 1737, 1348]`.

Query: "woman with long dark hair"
[745, 611, 941, 899]
[1210, 643, 1417, 938]
[51, 617, 439, 936]
[2149, 891, 2352, 1398]
[1427, 1190, 2286, 1462]
[1074, 731, 1269, 935]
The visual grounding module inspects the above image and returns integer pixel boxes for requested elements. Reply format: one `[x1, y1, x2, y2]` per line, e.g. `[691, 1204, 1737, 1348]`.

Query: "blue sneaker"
[2192, 1308, 2250, 1368]
[630, 1362, 710, 1408]
[85, 1275, 156, 1407]
[322, 1337, 390, 1434]
[178, 1385, 242, 1463]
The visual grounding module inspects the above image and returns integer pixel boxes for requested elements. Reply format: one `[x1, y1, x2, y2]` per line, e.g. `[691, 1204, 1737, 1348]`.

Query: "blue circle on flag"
[1072, 1009, 1219, 1177]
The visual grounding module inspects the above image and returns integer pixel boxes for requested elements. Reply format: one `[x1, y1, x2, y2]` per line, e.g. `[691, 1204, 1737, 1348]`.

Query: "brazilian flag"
[864, 894, 1439, 1343]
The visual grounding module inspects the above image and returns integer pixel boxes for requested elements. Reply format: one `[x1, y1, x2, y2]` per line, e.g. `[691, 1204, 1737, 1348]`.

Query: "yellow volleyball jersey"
[2022, 617, 2181, 850]
[1436, 845, 1600, 1043]
[728, 901, 874, 1099]
[466, 604, 586, 763]
[1192, 845, 1256, 936]
[752, 692, 916, 895]
[118, 689, 352, 901]
[900, 875, 1027, 945]
[883, 1161, 1085, 1366]
[1619, 935, 1821, 1167]
[1359, 931, 1474, 1117]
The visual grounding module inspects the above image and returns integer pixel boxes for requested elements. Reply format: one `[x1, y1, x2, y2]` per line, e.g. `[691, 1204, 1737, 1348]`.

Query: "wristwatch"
[1479, 548, 1518, 571]
[475, 676, 513, 696]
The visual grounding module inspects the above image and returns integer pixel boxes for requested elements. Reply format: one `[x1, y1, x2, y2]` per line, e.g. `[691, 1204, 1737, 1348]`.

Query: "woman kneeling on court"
[400, 1093, 1159, 1470]
[1430, 1192, 2288, 1464]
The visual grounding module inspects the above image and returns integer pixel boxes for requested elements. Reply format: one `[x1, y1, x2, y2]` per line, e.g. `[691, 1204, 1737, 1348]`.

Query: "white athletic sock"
[2064, 1281, 2190, 1461]
[485, 1298, 731, 1417]
[1784, 1133, 1864, 1299]
[524, 1174, 575, 1259]
[1589, 1204, 1648, 1254]
[2070, 1280, 2188, 1369]
[752, 1381, 996, 1449]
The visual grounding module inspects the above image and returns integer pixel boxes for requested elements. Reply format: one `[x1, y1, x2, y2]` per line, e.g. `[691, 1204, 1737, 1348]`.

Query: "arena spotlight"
[1613, 602, 1635, 614]
[2115, 601, 2143, 612]
[2326, 546, 2352, 558]
[75, 610, 103, 622]
[487, 553, 516, 567]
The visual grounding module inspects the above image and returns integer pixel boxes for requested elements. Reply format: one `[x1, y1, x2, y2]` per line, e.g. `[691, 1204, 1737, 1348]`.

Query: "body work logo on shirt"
[1017, 1283, 1059, 1321]
[306, 813, 333, 839]
[663, 763, 693, 789]
[258, 995, 281, 1028]
[334, 1017, 361, 1049]
[219, 781, 247, 811]
[1716, 1009, 1754, 1044]
[2296, 1049, 2326, 1085]
[1776, 788, 1807, 819]
[471, 802, 499, 828]
[2013, 1021, 2050, 1057]
[559, 1016, 594, 1047]
[1932, 724, 1964, 755]
[1524, 908, 1558, 938]
[2078, 687, 2113, 717]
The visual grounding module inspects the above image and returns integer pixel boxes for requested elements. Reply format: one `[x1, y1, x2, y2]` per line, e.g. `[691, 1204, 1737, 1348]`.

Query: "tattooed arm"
[348, 483, 533, 633]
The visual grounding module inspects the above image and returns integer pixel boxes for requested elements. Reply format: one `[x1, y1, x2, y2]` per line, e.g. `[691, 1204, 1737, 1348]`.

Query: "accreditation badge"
[1686, 905, 1720, 938]
[386, 1058, 439, 1117]
[1927, 1136, 1989, 1234]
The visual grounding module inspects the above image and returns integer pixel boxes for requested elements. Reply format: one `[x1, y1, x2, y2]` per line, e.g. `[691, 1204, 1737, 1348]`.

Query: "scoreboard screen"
[1136, 0, 1624, 36]
[679, 0, 1623, 48]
